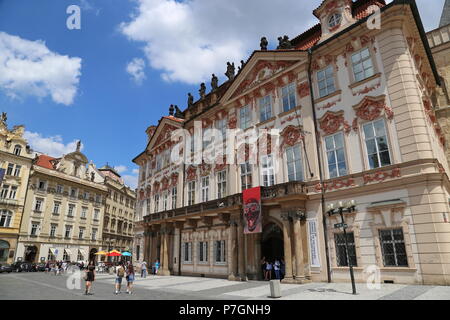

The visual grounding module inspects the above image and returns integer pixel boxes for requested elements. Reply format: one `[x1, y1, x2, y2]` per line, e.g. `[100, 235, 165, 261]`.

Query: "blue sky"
[0, 0, 445, 188]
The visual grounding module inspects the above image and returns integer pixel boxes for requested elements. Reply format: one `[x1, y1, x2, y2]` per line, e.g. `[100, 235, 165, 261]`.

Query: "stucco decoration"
[319, 111, 350, 135]
[363, 168, 401, 184]
[352, 95, 394, 121]
[186, 166, 197, 182]
[280, 125, 303, 152]
[297, 81, 310, 98]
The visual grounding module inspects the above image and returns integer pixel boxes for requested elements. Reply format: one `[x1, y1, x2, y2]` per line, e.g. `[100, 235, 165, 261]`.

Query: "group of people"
[261, 257, 286, 281]
[138, 260, 160, 278]
[45, 261, 72, 275]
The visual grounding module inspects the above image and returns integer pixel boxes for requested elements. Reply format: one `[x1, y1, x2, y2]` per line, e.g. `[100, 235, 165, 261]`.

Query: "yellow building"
[0, 113, 34, 264]
[16, 143, 108, 263]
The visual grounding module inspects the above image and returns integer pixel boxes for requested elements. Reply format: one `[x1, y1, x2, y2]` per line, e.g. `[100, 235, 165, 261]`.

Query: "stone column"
[228, 220, 238, 281]
[293, 218, 305, 281]
[161, 227, 170, 276]
[237, 220, 246, 281]
[255, 233, 262, 280]
[301, 221, 311, 279]
[282, 218, 294, 282]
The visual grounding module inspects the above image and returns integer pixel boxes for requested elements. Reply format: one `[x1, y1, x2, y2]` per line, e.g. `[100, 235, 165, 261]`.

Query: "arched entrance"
[261, 223, 284, 262]
[0, 240, 10, 262]
[24, 245, 38, 263]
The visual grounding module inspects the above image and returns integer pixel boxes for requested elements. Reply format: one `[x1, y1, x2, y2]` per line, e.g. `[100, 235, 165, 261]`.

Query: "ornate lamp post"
[326, 200, 357, 295]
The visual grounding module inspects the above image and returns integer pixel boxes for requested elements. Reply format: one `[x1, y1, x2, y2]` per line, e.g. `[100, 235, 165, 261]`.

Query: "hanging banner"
[243, 186, 262, 234]
[0, 168, 5, 184]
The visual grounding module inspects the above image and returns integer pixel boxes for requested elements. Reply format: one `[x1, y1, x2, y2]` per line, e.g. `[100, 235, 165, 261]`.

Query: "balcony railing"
[144, 181, 305, 223]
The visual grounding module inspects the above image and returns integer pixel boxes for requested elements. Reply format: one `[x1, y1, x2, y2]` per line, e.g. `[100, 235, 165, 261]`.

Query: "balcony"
[143, 181, 305, 224]
[0, 198, 18, 206]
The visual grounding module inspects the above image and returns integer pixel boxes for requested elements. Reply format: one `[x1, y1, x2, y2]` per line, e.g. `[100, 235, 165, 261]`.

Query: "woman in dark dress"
[84, 260, 96, 295]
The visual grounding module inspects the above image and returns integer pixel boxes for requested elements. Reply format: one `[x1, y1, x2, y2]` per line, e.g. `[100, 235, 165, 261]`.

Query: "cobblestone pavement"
[0, 272, 449, 300]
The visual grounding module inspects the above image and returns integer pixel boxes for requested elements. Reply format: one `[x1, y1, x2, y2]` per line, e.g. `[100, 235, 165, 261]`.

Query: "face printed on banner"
[244, 197, 260, 232]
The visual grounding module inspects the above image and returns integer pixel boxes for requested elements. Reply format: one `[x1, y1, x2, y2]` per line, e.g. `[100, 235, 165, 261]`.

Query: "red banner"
[243, 187, 262, 234]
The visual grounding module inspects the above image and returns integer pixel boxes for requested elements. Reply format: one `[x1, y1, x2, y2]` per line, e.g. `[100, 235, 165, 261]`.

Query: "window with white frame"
[286, 145, 304, 182]
[281, 83, 297, 112]
[215, 240, 226, 263]
[379, 228, 408, 267]
[261, 154, 275, 187]
[240, 162, 252, 191]
[328, 12, 342, 28]
[92, 228, 97, 240]
[156, 154, 162, 171]
[78, 227, 85, 239]
[216, 118, 227, 141]
[363, 119, 391, 169]
[163, 192, 168, 211]
[171, 187, 177, 209]
[67, 204, 76, 217]
[50, 224, 57, 237]
[217, 170, 227, 199]
[259, 95, 272, 122]
[13, 165, 21, 177]
[8, 186, 17, 199]
[31, 222, 40, 236]
[182, 242, 192, 263]
[64, 225, 72, 238]
[199, 241, 208, 263]
[0, 210, 12, 227]
[13, 145, 22, 156]
[93, 209, 100, 221]
[6, 163, 14, 176]
[0, 185, 9, 199]
[154, 194, 160, 212]
[325, 132, 347, 178]
[81, 206, 87, 219]
[53, 201, 61, 215]
[188, 181, 196, 206]
[201, 176, 209, 202]
[34, 198, 43, 212]
[351, 48, 374, 82]
[317, 65, 336, 98]
[240, 105, 252, 130]
[56, 184, 63, 194]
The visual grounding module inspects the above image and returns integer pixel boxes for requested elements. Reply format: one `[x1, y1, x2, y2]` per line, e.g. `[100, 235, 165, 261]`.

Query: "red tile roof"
[163, 116, 185, 123]
[35, 155, 57, 170]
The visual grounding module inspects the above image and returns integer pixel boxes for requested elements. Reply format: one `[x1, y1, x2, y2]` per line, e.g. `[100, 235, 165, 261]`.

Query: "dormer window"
[13, 145, 22, 156]
[328, 13, 342, 29]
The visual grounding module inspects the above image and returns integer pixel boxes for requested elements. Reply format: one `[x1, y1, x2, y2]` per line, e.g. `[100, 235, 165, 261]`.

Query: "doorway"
[261, 223, 284, 262]
[24, 246, 37, 263]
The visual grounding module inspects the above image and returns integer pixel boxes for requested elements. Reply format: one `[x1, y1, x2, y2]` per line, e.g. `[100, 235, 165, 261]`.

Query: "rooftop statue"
[187, 93, 194, 108]
[225, 62, 235, 81]
[260, 37, 268, 51]
[211, 74, 219, 91]
[1, 112, 7, 123]
[76, 140, 81, 152]
[277, 35, 292, 49]
[169, 104, 175, 116]
[199, 83, 206, 99]
[174, 105, 184, 119]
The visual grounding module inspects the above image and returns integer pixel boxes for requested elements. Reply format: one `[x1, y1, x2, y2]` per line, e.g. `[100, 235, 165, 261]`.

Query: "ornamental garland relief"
[352, 95, 394, 122]
[319, 111, 351, 135]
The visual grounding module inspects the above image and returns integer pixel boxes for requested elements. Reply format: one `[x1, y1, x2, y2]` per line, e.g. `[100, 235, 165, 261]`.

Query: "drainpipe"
[307, 48, 332, 283]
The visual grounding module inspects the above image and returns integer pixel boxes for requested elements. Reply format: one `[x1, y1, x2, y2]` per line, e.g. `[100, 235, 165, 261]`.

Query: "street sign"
[334, 223, 348, 229]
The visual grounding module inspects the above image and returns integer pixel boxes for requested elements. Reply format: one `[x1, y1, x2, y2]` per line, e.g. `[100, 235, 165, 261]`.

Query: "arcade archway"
[261, 223, 284, 263]
[24, 245, 37, 263]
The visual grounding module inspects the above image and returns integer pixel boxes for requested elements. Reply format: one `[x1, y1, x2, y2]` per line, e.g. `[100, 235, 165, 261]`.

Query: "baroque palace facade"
[133, 0, 450, 285]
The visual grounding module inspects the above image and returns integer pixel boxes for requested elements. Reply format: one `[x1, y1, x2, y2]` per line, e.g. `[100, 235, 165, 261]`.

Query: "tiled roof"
[35, 155, 57, 170]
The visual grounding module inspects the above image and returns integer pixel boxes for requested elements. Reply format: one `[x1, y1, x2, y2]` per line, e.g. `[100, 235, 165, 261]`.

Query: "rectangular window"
[8, 186, 17, 199]
[379, 229, 408, 267]
[188, 181, 196, 206]
[240, 105, 252, 130]
[50, 224, 57, 237]
[70, 188, 77, 198]
[259, 95, 272, 122]
[53, 202, 61, 214]
[67, 204, 76, 217]
[351, 48, 374, 82]
[240, 162, 252, 191]
[154, 194, 160, 213]
[81, 207, 87, 219]
[199, 241, 208, 263]
[38, 180, 46, 190]
[65, 225, 72, 238]
[163, 192, 168, 211]
[13, 165, 21, 177]
[0, 185, 9, 199]
[56, 184, 63, 194]
[215, 240, 226, 263]
[281, 83, 297, 112]
[325, 132, 347, 178]
[93, 209, 100, 220]
[6, 163, 14, 176]
[183, 242, 192, 263]
[31, 222, 39, 236]
[217, 170, 227, 199]
[261, 154, 275, 187]
[78, 228, 85, 239]
[317, 65, 336, 98]
[334, 233, 357, 267]
[363, 119, 391, 169]
[171, 187, 177, 209]
[286, 145, 304, 182]
[92, 228, 97, 240]
[201, 176, 209, 202]
[34, 198, 43, 212]
[0, 210, 12, 227]
[216, 118, 227, 141]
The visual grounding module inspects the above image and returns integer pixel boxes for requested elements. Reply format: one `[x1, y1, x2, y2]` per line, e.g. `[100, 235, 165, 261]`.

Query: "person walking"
[261, 257, 266, 280]
[126, 263, 135, 294]
[140, 261, 147, 278]
[115, 262, 125, 295]
[265, 261, 273, 281]
[274, 259, 281, 280]
[154, 260, 160, 275]
[84, 260, 96, 295]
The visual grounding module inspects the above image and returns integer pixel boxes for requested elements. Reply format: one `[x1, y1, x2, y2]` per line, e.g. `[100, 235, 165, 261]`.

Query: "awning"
[78, 249, 87, 258]
[49, 248, 57, 255]
[64, 249, 73, 259]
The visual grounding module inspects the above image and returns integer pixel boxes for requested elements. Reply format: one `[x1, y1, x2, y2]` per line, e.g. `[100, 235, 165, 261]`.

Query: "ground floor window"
[334, 232, 357, 267]
[0, 240, 10, 262]
[379, 228, 408, 267]
[77, 250, 84, 261]
[214, 240, 226, 263]
[182, 242, 192, 263]
[198, 241, 208, 263]
[47, 250, 55, 261]
[63, 250, 70, 261]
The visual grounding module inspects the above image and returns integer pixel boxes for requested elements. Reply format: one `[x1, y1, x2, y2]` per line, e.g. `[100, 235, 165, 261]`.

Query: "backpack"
[117, 266, 125, 278]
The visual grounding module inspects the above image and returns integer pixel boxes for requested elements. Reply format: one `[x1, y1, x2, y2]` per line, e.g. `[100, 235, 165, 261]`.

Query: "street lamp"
[326, 200, 357, 295]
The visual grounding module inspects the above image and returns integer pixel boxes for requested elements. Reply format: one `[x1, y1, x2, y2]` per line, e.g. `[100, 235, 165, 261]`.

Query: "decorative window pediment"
[319, 111, 351, 135]
[352, 95, 394, 121]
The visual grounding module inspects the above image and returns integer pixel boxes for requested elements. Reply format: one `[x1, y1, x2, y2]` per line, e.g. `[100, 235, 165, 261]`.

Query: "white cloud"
[126, 58, 146, 85]
[24, 131, 82, 158]
[114, 165, 128, 174]
[0, 31, 82, 105]
[120, 0, 318, 85]
[123, 174, 138, 189]
[132, 168, 139, 175]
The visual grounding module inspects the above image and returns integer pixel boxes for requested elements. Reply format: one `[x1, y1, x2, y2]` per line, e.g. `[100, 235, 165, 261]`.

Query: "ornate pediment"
[153, 123, 178, 147]
[352, 95, 393, 122]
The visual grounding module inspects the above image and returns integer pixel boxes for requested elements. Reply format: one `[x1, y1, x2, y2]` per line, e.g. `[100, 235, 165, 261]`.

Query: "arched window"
[0, 210, 13, 227]
[328, 13, 342, 28]
[13, 145, 22, 156]
[0, 240, 10, 262]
